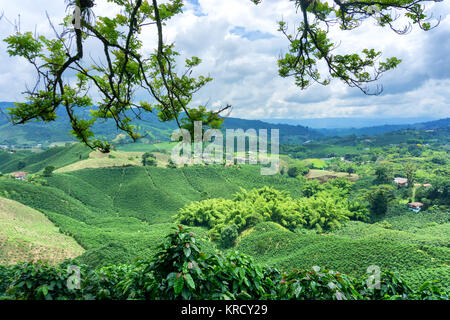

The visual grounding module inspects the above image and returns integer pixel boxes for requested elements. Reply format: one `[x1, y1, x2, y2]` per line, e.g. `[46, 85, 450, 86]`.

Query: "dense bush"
[365, 185, 396, 217]
[1, 227, 447, 300]
[287, 165, 309, 178]
[176, 186, 369, 237]
[220, 224, 239, 248]
[301, 180, 324, 197]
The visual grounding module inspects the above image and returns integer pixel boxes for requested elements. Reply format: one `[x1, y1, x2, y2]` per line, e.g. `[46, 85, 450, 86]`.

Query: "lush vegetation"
[0, 197, 84, 265]
[0, 0, 447, 302]
[176, 183, 368, 241]
[0, 165, 302, 267]
[0, 123, 448, 299]
[1, 227, 447, 300]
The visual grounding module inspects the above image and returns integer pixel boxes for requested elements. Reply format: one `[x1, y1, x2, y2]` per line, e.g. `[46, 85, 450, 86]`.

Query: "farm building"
[394, 177, 408, 187]
[408, 202, 424, 213]
[10, 171, 28, 180]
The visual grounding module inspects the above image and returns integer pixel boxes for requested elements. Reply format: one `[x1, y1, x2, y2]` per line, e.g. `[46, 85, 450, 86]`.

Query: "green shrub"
[220, 224, 239, 248]
[176, 186, 368, 237]
[287, 165, 309, 178]
[43, 165, 55, 177]
[1, 227, 446, 300]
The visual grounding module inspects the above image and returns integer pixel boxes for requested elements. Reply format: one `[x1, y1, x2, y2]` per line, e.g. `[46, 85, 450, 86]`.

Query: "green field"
[0, 124, 448, 296]
[0, 165, 303, 267]
[0, 144, 91, 174]
[0, 197, 84, 265]
[117, 142, 177, 153]
[235, 216, 450, 289]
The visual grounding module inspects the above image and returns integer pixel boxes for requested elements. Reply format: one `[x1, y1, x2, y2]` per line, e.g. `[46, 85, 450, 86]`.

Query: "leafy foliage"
[1, 227, 447, 300]
[365, 185, 396, 217]
[176, 185, 368, 237]
[3, 0, 224, 152]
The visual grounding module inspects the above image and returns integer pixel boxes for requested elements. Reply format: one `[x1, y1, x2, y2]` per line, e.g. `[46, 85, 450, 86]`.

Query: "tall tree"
[365, 184, 396, 217]
[375, 165, 393, 185]
[253, 0, 441, 95]
[142, 152, 157, 166]
[43, 165, 56, 177]
[405, 162, 417, 189]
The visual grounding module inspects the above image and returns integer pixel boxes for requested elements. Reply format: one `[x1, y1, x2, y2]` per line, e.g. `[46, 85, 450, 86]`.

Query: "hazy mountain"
[262, 117, 439, 129]
[316, 118, 450, 136]
[0, 102, 320, 146]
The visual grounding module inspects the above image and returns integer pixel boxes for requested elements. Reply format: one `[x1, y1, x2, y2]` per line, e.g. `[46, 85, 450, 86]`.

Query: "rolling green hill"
[235, 218, 450, 290]
[0, 163, 448, 289]
[0, 101, 321, 147]
[0, 165, 302, 267]
[0, 143, 91, 174]
[0, 197, 84, 265]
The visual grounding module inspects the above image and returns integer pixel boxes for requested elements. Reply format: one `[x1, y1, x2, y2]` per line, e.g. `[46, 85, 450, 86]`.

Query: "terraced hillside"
[234, 211, 450, 290]
[0, 165, 302, 267]
[0, 197, 84, 265]
[0, 144, 91, 174]
[0, 161, 447, 290]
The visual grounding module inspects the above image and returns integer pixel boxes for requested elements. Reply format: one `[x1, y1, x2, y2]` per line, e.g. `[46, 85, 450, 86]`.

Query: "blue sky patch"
[230, 26, 274, 41]
[187, 0, 206, 17]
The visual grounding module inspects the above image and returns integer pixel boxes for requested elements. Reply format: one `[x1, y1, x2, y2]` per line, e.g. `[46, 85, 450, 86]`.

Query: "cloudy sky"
[0, 0, 449, 120]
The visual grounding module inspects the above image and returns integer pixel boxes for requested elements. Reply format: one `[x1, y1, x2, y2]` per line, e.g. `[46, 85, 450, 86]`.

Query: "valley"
[0, 118, 448, 297]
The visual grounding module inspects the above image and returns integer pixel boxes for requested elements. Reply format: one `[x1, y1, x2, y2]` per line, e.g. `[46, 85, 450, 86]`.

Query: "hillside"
[318, 118, 450, 137]
[0, 166, 302, 267]
[235, 217, 450, 289]
[0, 197, 84, 265]
[222, 117, 321, 144]
[0, 102, 320, 147]
[0, 163, 448, 290]
[0, 143, 91, 174]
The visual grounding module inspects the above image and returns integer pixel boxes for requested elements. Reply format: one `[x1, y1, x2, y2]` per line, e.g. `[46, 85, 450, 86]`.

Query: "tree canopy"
[3, 0, 441, 151]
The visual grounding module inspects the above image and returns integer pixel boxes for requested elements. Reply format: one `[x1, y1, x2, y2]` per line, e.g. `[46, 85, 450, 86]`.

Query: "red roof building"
[10, 171, 28, 180]
[408, 202, 424, 213]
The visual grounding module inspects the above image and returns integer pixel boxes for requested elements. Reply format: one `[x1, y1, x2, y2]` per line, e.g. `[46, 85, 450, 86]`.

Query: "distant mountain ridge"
[0, 102, 320, 146]
[316, 118, 450, 136]
[262, 117, 439, 129]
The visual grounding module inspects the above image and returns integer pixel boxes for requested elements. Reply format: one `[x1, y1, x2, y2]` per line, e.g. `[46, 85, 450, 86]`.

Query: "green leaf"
[174, 274, 184, 295]
[185, 273, 195, 290]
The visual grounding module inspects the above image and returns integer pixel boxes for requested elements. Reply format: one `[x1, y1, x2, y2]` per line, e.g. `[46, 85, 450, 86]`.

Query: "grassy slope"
[0, 161, 447, 288]
[117, 141, 177, 153]
[0, 144, 91, 174]
[0, 197, 84, 265]
[0, 166, 302, 266]
[235, 214, 450, 290]
[55, 151, 171, 173]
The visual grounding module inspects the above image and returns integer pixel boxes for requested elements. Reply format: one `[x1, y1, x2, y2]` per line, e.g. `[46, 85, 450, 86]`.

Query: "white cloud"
[0, 0, 449, 120]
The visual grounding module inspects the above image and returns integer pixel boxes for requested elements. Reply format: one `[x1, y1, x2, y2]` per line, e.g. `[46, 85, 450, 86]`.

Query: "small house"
[408, 202, 423, 213]
[423, 184, 432, 188]
[394, 177, 408, 187]
[10, 171, 28, 180]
